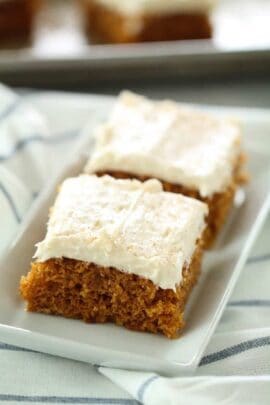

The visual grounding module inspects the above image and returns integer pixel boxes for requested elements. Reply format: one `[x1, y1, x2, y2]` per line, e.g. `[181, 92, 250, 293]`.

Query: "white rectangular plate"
[0, 92, 270, 375]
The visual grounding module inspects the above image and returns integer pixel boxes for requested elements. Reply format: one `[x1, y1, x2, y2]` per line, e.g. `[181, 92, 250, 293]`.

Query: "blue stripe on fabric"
[137, 375, 159, 403]
[199, 336, 270, 366]
[0, 98, 22, 122]
[2, 335, 270, 375]
[0, 395, 138, 404]
[247, 254, 270, 265]
[228, 300, 270, 307]
[0, 182, 21, 222]
[0, 129, 79, 162]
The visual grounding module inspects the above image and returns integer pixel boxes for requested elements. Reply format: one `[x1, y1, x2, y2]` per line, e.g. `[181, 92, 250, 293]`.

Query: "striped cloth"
[0, 84, 270, 405]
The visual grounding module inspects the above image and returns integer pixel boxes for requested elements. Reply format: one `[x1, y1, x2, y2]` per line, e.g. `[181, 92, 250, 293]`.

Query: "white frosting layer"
[85, 91, 242, 197]
[34, 175, 207, 290]
[91, 0, 216, 16]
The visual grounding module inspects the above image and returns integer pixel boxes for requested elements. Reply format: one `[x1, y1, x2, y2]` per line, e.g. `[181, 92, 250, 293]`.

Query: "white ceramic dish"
[0, 92, 270, 376]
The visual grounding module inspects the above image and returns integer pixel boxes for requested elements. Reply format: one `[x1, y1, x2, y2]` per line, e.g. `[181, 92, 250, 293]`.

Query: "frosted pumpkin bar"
[85, 91, 245, 247]
[20, 175, 208, 338]
[80, 0, 216, 43]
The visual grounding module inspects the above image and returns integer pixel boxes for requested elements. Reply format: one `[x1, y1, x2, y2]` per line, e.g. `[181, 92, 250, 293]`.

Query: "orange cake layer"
[81, 0, 212, 44]
[20, 242, 203, 338]
[0, 0, 40, 42]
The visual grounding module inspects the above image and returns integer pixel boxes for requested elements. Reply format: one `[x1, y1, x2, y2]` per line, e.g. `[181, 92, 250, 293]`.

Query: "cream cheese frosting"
[90, 0, 217, 16]
[34, 175, 207, 290]
[85, 91, 242, 198]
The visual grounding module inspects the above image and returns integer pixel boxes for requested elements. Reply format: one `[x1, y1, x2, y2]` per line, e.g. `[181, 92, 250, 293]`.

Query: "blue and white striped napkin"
[0, 85, 270, 405]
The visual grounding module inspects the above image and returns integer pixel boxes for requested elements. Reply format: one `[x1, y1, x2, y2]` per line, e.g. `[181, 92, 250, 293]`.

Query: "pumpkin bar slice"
[85, 91, 245, 247]
[0, 0, 40, 43]
[20, 174, 208, 338]
[80, 0, 216, 44]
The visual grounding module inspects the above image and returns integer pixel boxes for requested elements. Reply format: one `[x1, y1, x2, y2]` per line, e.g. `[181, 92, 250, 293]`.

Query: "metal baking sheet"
[1, 0, 270, 87]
